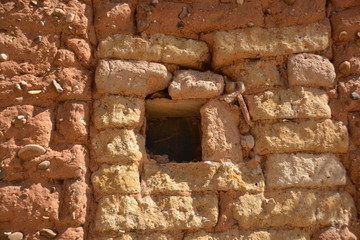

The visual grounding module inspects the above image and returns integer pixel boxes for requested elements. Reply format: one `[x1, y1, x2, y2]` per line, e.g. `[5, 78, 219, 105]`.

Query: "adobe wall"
[0, 0, 360, 239]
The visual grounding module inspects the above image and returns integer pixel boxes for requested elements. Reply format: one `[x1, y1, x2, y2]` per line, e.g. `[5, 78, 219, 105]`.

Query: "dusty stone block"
[144, 161, 264, 194]
[92, 164, 140, 195]
[93, 95, 144, 130]
[169, 70, 224, 100]
[313, 226, 357, 240]
[287, 53, 336, 88]
[331, 6, 360, 42]
[99, 233, 174, 240]
[92, 129, 145, 164]
[135, 1, 263, 39]
[252, 119, 349, 154]
[97, 34, 210, 70]
[95, 59, 172, 97]
[184, 229, 310, 240]
[338, 76, 360, 111]
[95, 194, 218, 232]
[56, 101, 89, 142]
[212, 21, 330, 68]
[233, 190, 355, 229]
[0, 105, 52, 147]
[333, 42, 360, 77]
[266, 153, 346, 188]
[201, 99, 242, 162]
[244, 87, 331, 121]
[219, 60, 283, 94]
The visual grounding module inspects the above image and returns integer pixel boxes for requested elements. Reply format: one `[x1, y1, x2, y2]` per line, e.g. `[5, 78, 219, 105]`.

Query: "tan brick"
[287, 53, 336, 88]
[252, 119, 349, 154]
[93, 95, 144, 130]
[169, 70, 225, 100]
[331, 6, 360, 42]
[201, 99, 242, 162]
[212, 21, 330, 68]
[233, 190, 355, 229]
[135, 2, 263, 39]
[92, 164, 140, 195]
[144, 161, 264, 194]
[99, 233, 174, 240]
[97, 34, 210, 70]
[95, 195, 218, 232]
[95, 59, 172, 97]
[92, 129, 145, 164]
[265, 153, 346, 188]
[184, 229, 310, 240]
[244, 87, 331, 121]
[220, 60, 284, 94]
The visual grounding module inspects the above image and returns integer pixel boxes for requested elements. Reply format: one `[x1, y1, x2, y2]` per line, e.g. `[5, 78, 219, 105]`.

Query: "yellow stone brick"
[99, 233, 174, 240]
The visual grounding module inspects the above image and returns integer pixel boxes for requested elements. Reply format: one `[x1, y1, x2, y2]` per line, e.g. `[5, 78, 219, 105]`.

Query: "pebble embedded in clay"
[18, 144, 46, 160]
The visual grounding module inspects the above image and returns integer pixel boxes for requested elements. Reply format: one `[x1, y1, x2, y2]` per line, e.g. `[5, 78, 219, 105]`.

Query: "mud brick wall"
[0, 0, 360, 239]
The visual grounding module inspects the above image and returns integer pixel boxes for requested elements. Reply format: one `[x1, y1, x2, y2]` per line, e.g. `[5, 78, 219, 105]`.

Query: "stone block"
[57, 227, 84, 240]
[338, 76, 360, 111]
[331, 6, 360, 42]
[313, 226, 357, 240]
[233, 190, 355, 229]
[93, 95, 144, 130]
[265, 153, 346, 188]
[212, 21, 330, 68]
[92, 129, 145, 164]
[244, 87, 331, 121]
[287, 53, 336, 88]
[97, 34, 210, 70]
[98, 233, 174, 240]
[169, 70, 224, 100]
[135, 2, 263, 39]
[95, 59, 172, 97]
[95, 194, 218, 232]
[144, 161, 264, 194]
[184, 229, 310, 240]
[252, 119, 349, 154]
[219, 60, 283, 94]
[201, 99, 242, 162]
[92, 164, 140, 195]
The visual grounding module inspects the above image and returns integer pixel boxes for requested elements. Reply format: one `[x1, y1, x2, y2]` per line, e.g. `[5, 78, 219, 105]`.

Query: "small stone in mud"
[50, 186, 56, 193]
[8, 232, 23, 240]
[34, 35, 42, 43]
[0, 75, 5, 80]
[12, 115, 26, 128]
[40, 229, 57, 239]
[37, 160, 50, 170]
[15, 84, 22, 90]
[0, 53, 9, 62]
[350, 92, 359, 100]
[247, 22, 254, 27]
[357, 30, 360, 38]
[53, 8, 65, 17]
[30, 0, 38, 7]
[52, 80, 64, 93]
[0, 167, 5, 180]
[178, 7, 189, 19]
[338, 31, 347, 41]
[151, 0, 159, 6]
[16, 1, 25, 9]
[18, 144, 46, 160]
[237, 0, 244, 5]
[65, 13, 75, 23]
[339, 61, 351, 74]
[177, 21, 185, 28]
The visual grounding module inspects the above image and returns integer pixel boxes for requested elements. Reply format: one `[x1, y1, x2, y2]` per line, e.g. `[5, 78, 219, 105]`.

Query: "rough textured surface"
[313, 226, 358, 240]
[98, 233, 175, 240]
[92, 129, 145, 164]
[93, 95, 144, 130]
[95, 195, 218, 232]
[338, 75, 360, 111]
[265, 153, 346, 188]
[95, 59, 172, 97]
[244, 87, 331, 120]
[331, 6, 360, 43]
[252, 119, 349, 154]
[201, 99, 242, 162]
[233, 190, 355, 229]
[169, 70, 224, 100]
[287, 53, 336, 88]
[212, 21, 331, 68]
[97, 34, 210, 70]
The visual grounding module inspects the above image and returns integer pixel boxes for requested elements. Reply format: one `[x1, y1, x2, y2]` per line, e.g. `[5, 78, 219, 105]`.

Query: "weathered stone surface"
[233, 190, 355, 229]
[220, 60, 283, 94]
[252, 119, 349, 154]
[95, 59, 172, 97]
[93, 95, 144, 130]
[287, 53, 336, 88]
[7, 232, 24, 240]
[92, 129, 145, 164]
[184, 229, 310, 240]
[97, 34, 210, 70]
[338, 75, 360, 111]
[331, 6, 360, 42]
[57, 227, 84, 240]
[265, 153, 346, 188]
[95, 195, 218, 232]
[244, 87, 331, 121]
[99, 233, 174, 240]
[144, 161, 264, 194]
[330, 0, 360, 9]
[201, 99, 242, 162]
[349, 112, 360, 146]
[169, 70, 224, 100]
[313, 226, 358, 240]
[212, 21, 330, 68]
[333, 42, 360, 77]
[92, 164, 140, 195]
